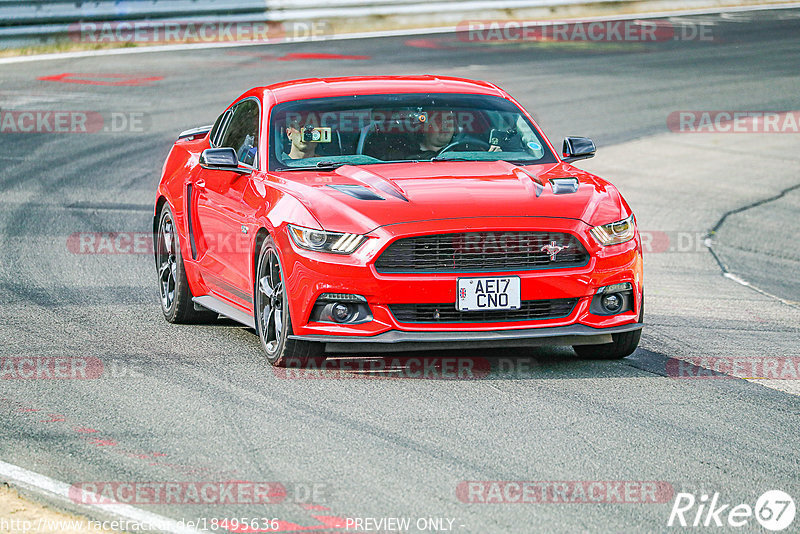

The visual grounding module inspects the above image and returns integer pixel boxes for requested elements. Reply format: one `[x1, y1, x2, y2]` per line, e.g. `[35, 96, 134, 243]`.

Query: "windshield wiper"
[429, 156, 541, 165]
[430, 156, 474, 162]
[282, 161, 348, 171]
[315, 161, 347, 169]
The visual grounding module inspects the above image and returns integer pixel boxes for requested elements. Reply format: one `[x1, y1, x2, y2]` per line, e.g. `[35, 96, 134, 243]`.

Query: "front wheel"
[573, 294, 643, 359]
[255, 236, 323, 367]
[573, 328, 642, 360]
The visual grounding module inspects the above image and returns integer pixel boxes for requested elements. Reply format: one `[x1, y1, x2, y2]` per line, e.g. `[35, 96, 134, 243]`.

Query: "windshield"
[268, 93, 557, 171]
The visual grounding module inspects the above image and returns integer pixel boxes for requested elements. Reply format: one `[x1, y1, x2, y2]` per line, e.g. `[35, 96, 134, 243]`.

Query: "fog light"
[331, 302, 354, 323]
[590, 283, 634, 316]
[601, 293, 623, 313]
[310, 294, 372, 324]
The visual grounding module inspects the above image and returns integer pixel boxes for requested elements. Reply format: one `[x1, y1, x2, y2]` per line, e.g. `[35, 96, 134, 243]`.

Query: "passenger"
[285, 116, 319, 159]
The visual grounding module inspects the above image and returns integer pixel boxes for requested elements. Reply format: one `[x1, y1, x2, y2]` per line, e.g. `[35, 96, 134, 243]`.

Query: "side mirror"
[200, 148, 250, 174]
[562, 137, 596, 163]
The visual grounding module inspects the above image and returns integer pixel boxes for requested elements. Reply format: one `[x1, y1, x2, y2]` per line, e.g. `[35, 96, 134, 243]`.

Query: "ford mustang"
[153, 76, 644, 367]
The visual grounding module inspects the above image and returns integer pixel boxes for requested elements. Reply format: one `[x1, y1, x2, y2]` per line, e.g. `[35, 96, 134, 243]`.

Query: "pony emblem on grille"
[541, 241, 570, 261]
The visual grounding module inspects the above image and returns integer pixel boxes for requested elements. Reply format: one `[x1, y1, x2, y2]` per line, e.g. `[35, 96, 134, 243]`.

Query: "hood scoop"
[512, 167, 545, 198]
[550, 177, 580, 194]
[334, 166, 410, 202]
[327, 184, 385, 200]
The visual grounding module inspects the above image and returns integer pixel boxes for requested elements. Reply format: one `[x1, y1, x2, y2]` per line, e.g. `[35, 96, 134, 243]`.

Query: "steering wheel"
[437, 137, 491, 155]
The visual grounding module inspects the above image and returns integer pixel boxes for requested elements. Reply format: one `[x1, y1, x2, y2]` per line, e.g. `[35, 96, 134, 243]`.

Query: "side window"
[209, 111, 229, 147]
[218, 99, 260, 167]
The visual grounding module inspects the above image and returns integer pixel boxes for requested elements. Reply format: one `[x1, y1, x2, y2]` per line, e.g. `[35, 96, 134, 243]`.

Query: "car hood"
[269, 160, 629, 234]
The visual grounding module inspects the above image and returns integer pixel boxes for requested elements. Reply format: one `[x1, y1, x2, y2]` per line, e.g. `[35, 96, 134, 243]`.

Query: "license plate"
[457, 276, 521, 312]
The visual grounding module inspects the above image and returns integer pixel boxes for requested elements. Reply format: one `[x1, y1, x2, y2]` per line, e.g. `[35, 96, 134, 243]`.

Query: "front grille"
[375, 232, 589, 273]
[389, 298, 579, 324]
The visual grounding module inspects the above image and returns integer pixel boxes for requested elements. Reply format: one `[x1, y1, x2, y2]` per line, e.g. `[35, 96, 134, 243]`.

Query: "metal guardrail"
[0, 0, 269, 47]
[0, 0, 617, 48]
[0, 0, 266, 25]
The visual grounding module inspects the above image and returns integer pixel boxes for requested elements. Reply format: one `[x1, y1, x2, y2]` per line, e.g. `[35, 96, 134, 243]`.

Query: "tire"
[155, 203, 216, 324]
[573, 293, 644, 360]
[255, 236, 324, 368]
[573, 328, 641, 360]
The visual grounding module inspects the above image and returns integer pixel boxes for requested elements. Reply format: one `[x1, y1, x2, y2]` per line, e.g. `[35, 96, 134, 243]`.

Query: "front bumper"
[277, 216, 643, 343]
[291, 322, 644, 353]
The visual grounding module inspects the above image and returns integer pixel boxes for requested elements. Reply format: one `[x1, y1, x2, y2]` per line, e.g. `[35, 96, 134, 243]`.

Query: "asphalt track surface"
[1, 7, 799, 533]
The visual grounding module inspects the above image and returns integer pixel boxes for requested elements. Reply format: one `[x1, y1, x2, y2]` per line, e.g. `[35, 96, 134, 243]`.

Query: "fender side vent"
[186, 184, 197, 259]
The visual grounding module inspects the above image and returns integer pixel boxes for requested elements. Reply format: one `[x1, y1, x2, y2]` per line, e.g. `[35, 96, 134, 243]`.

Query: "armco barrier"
[0, 0, 267, 47]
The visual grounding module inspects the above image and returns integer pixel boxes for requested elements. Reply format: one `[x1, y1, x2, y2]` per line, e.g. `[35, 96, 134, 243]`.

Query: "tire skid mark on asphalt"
[533, 354, 799, 472]
[0, 156, 42, 161]
[0, 136, 157, 310]
[0, 283, 153, 307]
[1, 397, 356, 531]
[0, 200, 151, 211]
[0, 396, 240, 479]
[9, 384, 660, 534]
[173, 362, 501, 472]
[66, 201, 153, 212]
[645, 322, 798, 333]
[170, 356, 691, 490]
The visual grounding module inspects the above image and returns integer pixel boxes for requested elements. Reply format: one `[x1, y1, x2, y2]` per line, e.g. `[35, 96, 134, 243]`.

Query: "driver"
[408, 109, 457, 159]
[405, 109, 500, 159]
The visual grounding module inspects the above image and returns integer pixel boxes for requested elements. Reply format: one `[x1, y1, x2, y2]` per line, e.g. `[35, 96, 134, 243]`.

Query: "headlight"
[288, 224, 367, 254]
[590, 214, 636, 246]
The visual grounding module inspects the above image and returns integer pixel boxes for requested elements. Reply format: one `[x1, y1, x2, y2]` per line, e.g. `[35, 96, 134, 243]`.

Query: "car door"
[194, 98, 260, 309]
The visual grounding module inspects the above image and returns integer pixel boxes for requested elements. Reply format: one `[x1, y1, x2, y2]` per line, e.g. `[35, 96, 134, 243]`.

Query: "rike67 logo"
[669, 490, 795, 531]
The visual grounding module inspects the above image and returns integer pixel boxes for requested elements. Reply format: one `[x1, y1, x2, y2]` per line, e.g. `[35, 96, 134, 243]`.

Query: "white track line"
[0, 460, 203, 534]
[0, 1, 799, 65]
[722, 272, 800, 309]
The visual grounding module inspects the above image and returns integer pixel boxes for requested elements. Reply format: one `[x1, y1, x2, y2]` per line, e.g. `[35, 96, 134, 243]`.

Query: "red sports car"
[153, 76, 643, 367]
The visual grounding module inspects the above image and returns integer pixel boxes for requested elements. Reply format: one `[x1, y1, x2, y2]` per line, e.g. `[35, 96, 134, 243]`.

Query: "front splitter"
[290, 323, 643, 353]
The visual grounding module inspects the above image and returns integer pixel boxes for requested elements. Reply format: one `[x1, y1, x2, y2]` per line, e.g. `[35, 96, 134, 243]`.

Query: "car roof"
[256, 76, 508, 104]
